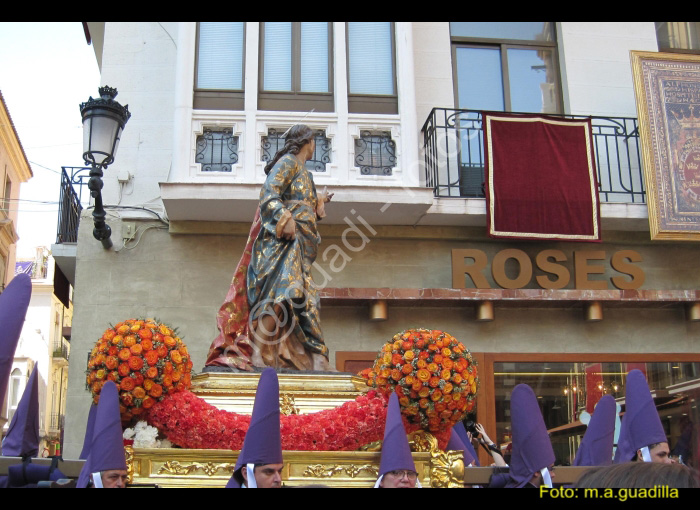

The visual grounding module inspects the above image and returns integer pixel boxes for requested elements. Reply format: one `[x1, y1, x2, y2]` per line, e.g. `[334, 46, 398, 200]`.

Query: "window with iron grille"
[195, 127, 239, 172]
[261, 128, 331, 173]
[354, 130, 396, 176]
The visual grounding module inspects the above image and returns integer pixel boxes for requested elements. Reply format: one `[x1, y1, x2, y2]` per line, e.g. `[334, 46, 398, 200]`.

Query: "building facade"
[62, 22, 700, 465]
[0, 91, 33, 432]
[0, 91, 32, 290]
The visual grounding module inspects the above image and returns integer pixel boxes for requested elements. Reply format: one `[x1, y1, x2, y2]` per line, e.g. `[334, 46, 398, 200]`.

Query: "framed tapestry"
[631, 51, 700, 240]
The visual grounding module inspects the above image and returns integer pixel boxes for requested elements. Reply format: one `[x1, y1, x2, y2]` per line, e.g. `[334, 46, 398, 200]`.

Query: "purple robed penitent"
[77, 381, 127, 487]
[226, 367, 283, 488]
[447, 425, 476, 466]
[574, 394, 616, 466]
[375, 392, 416, 486]
[2, 366, 40, 457]
[614, 369, 667, 464]
[453, 421, 480, 466]
[1, 365, 66, 487]
[0, 274, 32, 408]
[506, 384, 555, 488]
[80, 404, 98, 460]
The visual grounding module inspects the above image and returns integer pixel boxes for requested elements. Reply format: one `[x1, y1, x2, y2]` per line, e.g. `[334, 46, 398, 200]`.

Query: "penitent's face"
[647, 442, 674, 464]
[380, 469, 418, 488]
[100, 469, 128, 488]
[250, 463, 284, 488]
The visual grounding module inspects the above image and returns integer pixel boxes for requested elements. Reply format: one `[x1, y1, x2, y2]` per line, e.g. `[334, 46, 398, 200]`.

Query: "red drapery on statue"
[483, 112, 601, 242]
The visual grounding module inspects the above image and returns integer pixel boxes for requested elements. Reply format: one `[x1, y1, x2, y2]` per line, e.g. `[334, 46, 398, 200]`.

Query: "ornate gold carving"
[303, 464, 379, 478]
[408, 430, 439, 453]
[124, 444, 134, 484]
[429, 450, 465, 489]
[158, 460, 236, 477]
[280, 393, 300, 415]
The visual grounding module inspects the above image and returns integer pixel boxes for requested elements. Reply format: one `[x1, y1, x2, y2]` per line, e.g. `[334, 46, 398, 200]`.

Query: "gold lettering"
[535, 249, 570, 289]
[492, 249, 532, 289]
[610, 250, 645, 290]
[451, 249, 490, 289]
[575, 250, 608, 290]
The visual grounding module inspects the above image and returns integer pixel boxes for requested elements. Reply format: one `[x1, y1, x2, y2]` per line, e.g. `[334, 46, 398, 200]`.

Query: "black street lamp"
[80, 86, 131, 249]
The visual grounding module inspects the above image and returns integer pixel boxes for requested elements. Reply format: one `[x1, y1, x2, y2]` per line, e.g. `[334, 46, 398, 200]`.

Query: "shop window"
[450, 22, 561, 114]
[347, 22, 397, 114]
[195, 127, 239, 173]
[656, 22, 700, 54]
[194, 22, 245, 110]
[261, 128, 332, 173]
[259, 22, 334, 112]
[489, 359, 700, 467]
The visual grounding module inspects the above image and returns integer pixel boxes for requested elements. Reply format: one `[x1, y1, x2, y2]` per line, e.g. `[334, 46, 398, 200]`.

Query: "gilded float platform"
[127, 371, 465, 488]
[190, 370, 369, 414]
[127, 431, 464, 488]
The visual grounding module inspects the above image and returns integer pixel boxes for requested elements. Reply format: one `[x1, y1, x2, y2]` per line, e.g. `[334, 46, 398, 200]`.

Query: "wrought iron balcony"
[422, 108, 646, 203]
[52, 338, 70, 360]
[49, 412, 65, 432]
[56, 166, 91, 244]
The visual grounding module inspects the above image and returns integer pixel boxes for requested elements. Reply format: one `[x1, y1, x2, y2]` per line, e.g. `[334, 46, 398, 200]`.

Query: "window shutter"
[197, 22, 244, 90]
[348, 22, 394, 95]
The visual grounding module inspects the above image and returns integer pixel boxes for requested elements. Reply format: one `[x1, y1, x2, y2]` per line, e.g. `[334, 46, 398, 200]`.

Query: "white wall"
[558, 22, 658, 117]
[98, 22, 179, 215]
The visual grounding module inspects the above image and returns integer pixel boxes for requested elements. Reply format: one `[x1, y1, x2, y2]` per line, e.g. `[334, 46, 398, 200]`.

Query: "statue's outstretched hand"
[316, 187, 333, 219]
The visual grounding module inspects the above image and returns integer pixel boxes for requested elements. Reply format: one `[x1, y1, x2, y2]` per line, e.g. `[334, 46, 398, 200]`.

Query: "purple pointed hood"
[0, 274, 32, 408]
[614, 369, 667, 463]
[574, 394, 616, 466]
[227, 368, 282, 488]
[506, 384, 555, 488]
[77, 381, 126, 487]
[2, 366, 40, 457]
[447, 426, 476, 466]
[378, 392, 416, 478]
[453, 421, 480, 466]
[79, 404, 98, 460]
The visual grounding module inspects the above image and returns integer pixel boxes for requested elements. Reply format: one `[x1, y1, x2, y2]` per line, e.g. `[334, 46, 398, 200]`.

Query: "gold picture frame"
[631, 50, 700, 240]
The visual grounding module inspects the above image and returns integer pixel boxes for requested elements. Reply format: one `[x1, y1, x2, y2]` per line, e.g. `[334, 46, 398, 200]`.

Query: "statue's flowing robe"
[206, 154, 328, 370]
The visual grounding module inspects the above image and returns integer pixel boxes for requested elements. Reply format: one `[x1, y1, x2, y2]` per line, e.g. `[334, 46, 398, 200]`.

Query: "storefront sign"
[452, 248, 644, 290]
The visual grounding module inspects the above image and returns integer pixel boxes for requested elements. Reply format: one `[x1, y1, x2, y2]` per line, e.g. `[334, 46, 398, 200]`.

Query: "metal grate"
[196, 127, 239, 172]
[354, 130, 396, 176]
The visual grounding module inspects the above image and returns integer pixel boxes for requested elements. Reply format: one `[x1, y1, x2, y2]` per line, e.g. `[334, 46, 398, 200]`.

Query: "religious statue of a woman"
[206, 125, 333, 372]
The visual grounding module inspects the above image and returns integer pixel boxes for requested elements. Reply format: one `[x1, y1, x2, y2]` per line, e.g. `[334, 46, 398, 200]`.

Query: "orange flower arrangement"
[86, 319, 193, 422]
[360, 328, 479, 434]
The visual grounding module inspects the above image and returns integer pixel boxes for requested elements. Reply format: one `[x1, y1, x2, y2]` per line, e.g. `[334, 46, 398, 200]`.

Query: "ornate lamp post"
[80, 86, 131, 248]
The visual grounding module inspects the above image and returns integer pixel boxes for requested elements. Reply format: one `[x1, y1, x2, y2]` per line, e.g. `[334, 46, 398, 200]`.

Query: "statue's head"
[265, 124, 316, 174]
[283, 124, 315, 156]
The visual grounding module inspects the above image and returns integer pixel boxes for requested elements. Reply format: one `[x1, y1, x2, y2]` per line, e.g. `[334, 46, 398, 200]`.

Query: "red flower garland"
[145, 389, 449, 451]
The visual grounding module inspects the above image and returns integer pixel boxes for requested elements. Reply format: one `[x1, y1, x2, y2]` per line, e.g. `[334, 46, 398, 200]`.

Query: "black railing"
[49, 413, 65, 431]
[56, 166, 91, 244]
[52, 339, 69, 360]
[422, 108, 646, 203]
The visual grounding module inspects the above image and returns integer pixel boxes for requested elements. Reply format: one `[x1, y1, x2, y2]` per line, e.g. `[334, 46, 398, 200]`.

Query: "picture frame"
[631, 50, 700, 241]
